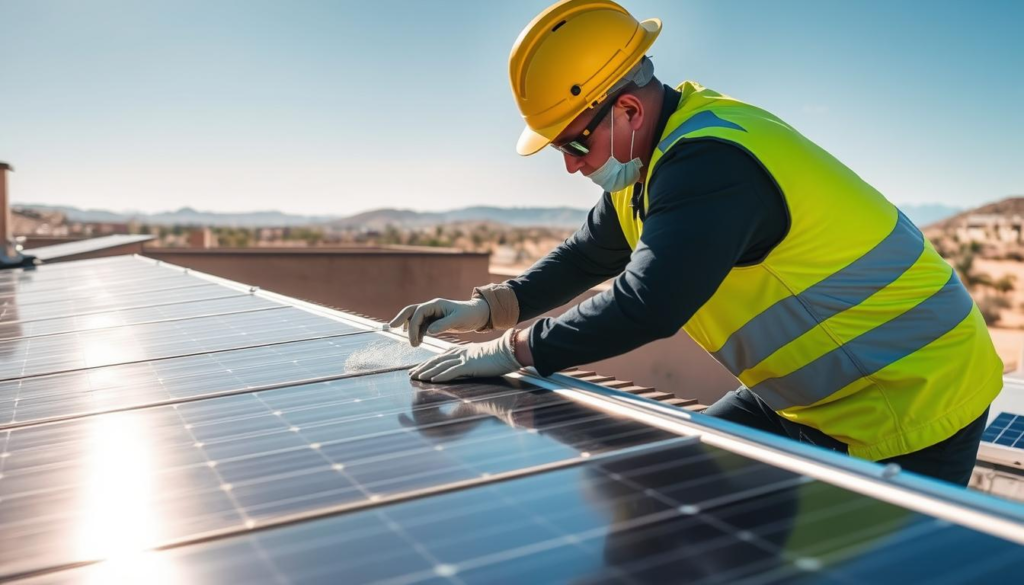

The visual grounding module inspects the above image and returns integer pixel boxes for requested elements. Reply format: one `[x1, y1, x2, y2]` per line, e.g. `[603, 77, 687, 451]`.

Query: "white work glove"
[389, 297, 490, 347]
[409, 329, 522, 382]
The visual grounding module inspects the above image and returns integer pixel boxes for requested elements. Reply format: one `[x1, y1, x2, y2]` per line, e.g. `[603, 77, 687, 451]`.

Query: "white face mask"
[586, 107, 643, 193]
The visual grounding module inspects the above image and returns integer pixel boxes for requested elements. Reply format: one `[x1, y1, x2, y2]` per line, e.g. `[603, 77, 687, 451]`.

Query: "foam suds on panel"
[343, 339, 428, 373]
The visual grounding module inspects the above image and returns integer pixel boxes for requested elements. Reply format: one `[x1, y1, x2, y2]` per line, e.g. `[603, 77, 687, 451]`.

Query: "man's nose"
[563, 152, 586, 175]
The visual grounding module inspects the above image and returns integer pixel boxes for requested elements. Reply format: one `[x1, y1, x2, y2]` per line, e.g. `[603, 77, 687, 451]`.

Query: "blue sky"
[1, 0, 1021, 215]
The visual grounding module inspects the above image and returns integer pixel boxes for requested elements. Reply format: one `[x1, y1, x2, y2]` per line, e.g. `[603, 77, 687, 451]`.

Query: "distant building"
[11, 207, 68, 236]
[188, 228, 216, 249]
[957, 214, 1024, 244]
[89, 222, 131, 235]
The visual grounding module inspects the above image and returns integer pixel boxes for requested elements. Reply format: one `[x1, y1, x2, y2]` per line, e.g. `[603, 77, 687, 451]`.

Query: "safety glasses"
[552, 97, 616, 157]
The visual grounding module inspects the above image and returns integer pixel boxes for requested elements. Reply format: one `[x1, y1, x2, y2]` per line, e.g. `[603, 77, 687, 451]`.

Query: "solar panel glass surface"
[2, 255, 1020, 584]
[0, 371, 673, 578]
[14, 439, 1023, 584]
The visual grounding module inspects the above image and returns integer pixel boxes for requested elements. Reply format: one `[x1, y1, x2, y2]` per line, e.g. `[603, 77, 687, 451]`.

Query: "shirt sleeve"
[527, 139, 789, 376]
[505, 191, 633, 322]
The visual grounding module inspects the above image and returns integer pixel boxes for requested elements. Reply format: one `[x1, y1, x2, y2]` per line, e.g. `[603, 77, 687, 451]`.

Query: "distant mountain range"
[13, 204, 591, 229]
[328, 206, 589, 229]
[13, 201, 966, 230]
[897, 203, 964, 228]
[13, 204, 338, 228]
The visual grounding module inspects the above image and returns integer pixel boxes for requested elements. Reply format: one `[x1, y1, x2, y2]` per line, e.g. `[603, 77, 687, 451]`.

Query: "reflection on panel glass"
[0, 333, 433, 426]
[0, 268, 193, 299]
[0, 307, 363, 380]
[0, 295, 283, 340]
[0, 283, 242, 324]
[26, 440, 1023, 584]
[0, 256, 163, 287]
[0, 254, 136, 281]
[0, 274, 207, 307]
[0, 370, 671, 579]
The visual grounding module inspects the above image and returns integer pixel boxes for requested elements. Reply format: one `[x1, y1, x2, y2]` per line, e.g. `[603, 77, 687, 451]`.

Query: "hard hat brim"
[517, 126, 552, 156]
[514, 17, 662, 157]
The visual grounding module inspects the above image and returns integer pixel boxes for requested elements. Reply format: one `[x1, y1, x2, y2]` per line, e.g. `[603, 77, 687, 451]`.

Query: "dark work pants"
[704, 387, 988, 487]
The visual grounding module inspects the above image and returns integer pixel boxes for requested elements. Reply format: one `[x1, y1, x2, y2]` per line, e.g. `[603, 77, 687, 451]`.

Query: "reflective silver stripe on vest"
[751, 268, 973, 411]
[712, 211, 922, 375]
[657, 110, 746, 152]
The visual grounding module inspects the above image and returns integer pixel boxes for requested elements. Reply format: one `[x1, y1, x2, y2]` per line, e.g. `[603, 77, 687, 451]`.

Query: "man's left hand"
[410, 329, 523, 382]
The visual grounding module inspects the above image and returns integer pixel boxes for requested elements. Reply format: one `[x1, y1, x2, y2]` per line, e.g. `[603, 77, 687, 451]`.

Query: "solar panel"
[0, 256, 171, 291]
[24, 234, 154, 262]
[0, 282, 248, 323]
[0, 307, 364, 380]
[0, 255, 1021, 583]
[0, 254, 151, 280]
[14, 439, 1024, 585]
[0, 371, 673, 578]
[0, 295, 287, 340]
[0, 335, 433, 428]
[982, 412, 1024, 449]
[0, 254, 122, 279]
[0, 272, 206, 304]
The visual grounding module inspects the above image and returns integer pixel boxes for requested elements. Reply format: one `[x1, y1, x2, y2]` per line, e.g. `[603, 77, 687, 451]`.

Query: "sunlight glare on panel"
[76, 413, 181, 584]
[82, 338, 145, 368]
[78, 313, 123, 331]
[77, 414, 158, 556]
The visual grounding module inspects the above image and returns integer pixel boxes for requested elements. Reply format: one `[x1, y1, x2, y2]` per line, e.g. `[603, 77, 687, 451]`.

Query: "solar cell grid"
[0, 333, 434, 428]
[0, 254, 134, 276]
[0, 255, 152, 281]
[15, 438, 1023, 585]
[0, 259, 175, 290]
[0, 295, 283, 340]
[0, 282, 242, 323]
[0, 307, 364, 380]
[982, 412, 1024, 448]
[0, 370, 673, 579]
[0, 272, 204, 304]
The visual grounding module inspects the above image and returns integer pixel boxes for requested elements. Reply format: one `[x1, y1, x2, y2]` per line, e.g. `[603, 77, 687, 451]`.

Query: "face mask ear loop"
[629, 124, 636, 162]
[609, 105, 615, 161]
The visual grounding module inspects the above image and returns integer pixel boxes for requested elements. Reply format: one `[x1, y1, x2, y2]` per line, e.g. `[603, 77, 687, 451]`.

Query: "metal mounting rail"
[532, 369, 1024, 545]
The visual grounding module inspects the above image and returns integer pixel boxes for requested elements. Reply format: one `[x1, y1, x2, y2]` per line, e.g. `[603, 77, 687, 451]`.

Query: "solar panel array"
[0, 255, 1021, 584]
[982, 412, 1024, 449]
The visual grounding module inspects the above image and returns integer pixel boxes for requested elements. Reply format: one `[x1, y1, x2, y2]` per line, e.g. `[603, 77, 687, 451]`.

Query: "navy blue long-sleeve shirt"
[506, 85, 790, 376]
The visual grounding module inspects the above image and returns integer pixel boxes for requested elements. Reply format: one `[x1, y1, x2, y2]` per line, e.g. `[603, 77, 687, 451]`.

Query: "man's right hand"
[388, 297, 490, 347]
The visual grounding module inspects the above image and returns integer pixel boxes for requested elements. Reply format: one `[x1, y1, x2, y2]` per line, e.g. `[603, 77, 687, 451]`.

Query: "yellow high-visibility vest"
[611, 81, 1002, 461]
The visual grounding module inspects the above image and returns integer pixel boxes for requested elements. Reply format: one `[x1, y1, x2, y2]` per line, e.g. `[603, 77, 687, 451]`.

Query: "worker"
[389, 0, 1002, 487]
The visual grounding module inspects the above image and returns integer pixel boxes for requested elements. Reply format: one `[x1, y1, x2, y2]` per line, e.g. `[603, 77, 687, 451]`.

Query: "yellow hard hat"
[509, 0, 661, 156]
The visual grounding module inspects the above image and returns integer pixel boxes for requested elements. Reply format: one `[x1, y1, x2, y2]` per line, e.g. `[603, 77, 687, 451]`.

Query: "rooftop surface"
[0, 255, 1021, 583]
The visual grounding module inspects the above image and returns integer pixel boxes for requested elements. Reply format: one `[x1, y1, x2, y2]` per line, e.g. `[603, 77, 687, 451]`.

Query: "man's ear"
[616, 93, 644, 131]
